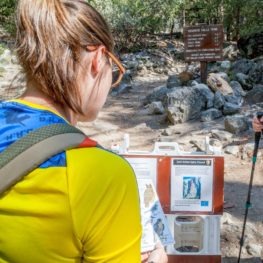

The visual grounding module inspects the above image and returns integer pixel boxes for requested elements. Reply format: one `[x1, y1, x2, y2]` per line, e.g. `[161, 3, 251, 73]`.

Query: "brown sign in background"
[184, 24, 224, 62]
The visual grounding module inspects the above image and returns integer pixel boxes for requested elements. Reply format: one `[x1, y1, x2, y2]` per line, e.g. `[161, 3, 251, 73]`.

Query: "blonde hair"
[16, 0, 114, 113]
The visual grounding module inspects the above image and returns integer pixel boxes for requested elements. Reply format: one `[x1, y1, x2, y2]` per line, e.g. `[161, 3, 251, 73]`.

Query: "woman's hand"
[141, 243, 168, 263]
[252, 116, 263, 132]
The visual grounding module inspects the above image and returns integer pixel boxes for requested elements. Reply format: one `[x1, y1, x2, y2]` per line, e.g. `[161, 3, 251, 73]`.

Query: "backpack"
[0, 123, 96, 195]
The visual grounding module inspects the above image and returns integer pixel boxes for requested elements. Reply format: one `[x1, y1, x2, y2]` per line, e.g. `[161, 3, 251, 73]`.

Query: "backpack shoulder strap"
[0, 123, 88, 195]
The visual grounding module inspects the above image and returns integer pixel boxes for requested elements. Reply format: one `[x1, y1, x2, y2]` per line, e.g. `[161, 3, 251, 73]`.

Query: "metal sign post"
[184, 24, 224, 84]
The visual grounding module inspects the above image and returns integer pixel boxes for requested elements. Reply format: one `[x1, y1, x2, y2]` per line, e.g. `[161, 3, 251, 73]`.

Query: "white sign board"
[126, 157, 174, 252]
[170, 159, 214, 212]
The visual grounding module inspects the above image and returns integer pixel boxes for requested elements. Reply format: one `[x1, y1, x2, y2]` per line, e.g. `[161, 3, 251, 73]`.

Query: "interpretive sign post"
[184, 24, 224, 83]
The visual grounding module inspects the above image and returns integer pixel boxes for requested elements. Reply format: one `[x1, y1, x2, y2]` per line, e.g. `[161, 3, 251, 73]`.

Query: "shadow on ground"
[224, 180, 263, 223]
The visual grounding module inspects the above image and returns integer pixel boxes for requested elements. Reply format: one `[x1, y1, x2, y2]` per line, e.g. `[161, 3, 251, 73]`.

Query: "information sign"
[184, 25, 224, 62]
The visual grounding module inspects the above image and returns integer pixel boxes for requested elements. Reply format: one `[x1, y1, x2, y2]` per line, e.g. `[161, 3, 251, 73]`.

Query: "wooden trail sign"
[184, 24, 224, 83]
[184, 24, 224, 62]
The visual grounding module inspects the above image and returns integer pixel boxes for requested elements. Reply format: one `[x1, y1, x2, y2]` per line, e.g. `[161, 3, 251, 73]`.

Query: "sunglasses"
[87, 46, 125, 88]
[105, 50, 125, 88]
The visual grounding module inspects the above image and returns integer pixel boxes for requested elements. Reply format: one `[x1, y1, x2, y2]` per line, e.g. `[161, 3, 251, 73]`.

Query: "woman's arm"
[67, 148, 142, 262]
[252, 116, 263, 132]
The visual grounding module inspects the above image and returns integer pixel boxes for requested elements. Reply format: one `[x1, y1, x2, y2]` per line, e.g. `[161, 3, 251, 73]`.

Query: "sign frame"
[184, 24, 224, 62]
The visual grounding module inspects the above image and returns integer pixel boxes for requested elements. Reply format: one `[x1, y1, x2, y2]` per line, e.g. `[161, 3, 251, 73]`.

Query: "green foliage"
[0, 0, 17, 35]
[88, 0, 262, 50]
[0, 0, 262, 51]
[88, 0, 183, 51]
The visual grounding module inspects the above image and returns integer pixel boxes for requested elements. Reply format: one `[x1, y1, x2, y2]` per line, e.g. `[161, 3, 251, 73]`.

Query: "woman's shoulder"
[66, 146, 134, 181]
[66, 145, 128, 164]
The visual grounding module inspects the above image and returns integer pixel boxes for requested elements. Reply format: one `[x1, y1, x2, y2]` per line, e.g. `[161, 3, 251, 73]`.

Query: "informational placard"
[184, 25, 224, 62]
[170, 158, 214, 212]
[126, 158, 174, 252]
[126, 158, 157, 187]
[137, 179, 175, 252]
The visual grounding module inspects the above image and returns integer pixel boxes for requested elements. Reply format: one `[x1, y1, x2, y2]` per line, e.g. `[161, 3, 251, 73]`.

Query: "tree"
[0, 0, 17, 35]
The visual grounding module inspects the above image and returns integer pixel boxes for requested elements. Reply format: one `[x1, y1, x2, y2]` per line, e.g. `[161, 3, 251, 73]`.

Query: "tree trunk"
[234, 6, 240, 40]
[170, 20, 175, 38]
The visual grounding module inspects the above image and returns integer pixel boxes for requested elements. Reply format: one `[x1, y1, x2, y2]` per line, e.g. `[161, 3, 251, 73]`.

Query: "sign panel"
[170, 158, 214, 212]
[126, 157, 174, 252]
[184, 25, 224, 61]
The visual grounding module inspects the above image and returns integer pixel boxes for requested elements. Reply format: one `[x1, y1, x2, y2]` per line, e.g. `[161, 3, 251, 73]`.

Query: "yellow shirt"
[0, 100, 142, 263]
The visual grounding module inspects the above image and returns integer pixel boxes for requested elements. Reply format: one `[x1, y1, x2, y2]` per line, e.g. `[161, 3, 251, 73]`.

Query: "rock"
[138, 66, 148, 75]
[237, 31, 263, 59]
[207, 73, 233, 95]
[190, 80, 199, 86]
[145, 60, 154, 69]
[167, 75, 182, 89]
[230, 81, 246, 97]
[231, 58, 255, 75]
[224, 94, 242, 106]
[235, 72, 253, 90]
[194, 84, 214, 109]
[223, 44, 239, 60]
[161, 129, 172, 136]
[144, 86, 169, 105]
[221, 212, 236, 225]
[147, 101, 165, 115]
[154, 67, 166, 74]
[201, 108, 222, 122]
[213, 91, 225, 109]
[209, 138, 223, 152]
[220, 60, 231, 71]
[248, 61, 263, 84]
[225, 115, 249, 134]
[216, 72, 230, 83]
[111, 72, 132, 96]
[166, 87, 204, 124]
[224, 145, 240, 156]
[125, 60, 139, 70]
[178, 71, 193, 85]
[190, 139, 206, 152]
[246, 244, 263, 257]
[211, 130, 233, 143]
[245, 85, 263, 104]
[223, 102, 241, 115]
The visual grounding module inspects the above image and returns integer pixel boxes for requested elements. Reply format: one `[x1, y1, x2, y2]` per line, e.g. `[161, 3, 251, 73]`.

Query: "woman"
[0, 0, 167, 262]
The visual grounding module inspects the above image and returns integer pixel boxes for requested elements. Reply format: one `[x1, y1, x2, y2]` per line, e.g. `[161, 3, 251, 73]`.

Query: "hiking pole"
[237, 112, 263, 263]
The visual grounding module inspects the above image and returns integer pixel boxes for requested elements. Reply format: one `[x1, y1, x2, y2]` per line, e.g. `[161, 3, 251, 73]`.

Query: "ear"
[90, 45, 106, 76]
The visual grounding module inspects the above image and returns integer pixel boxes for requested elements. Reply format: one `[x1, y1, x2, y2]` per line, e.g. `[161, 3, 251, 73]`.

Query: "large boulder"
[223, 102, 241, 115]
[167, 75, 182, 89]
[235, 72, 253, 90]
[245, 85, 263, 104]
[194, 84, 214, 109]
[207, 73, 233, 95]
[231, 58, 255, 75]
[165, 87, 204, 124]
[144, 86, 169, 105]
[213, 91, 226, 110]
[230, 81, 246, 97]
[201, 108, 222, 122]
[248, 60, 263, 84]
[224, 115, 249, 134]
